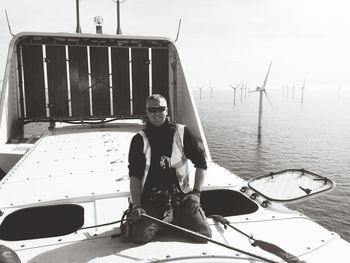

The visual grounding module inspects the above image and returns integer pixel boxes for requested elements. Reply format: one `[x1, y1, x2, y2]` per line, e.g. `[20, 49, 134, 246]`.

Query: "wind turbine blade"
[228, 82, 241, 90]
[235, 82, 242, 89]
[264, 90, 273, 107]
[262, 61, 272, 89]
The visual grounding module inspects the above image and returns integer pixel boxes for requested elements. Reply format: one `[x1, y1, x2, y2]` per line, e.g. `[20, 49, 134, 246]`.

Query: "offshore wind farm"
[194, 85, 350, 242]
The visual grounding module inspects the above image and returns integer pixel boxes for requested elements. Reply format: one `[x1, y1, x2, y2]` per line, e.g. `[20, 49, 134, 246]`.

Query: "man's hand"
[130, 207, 146, 221]
[182, 192, 200, 215]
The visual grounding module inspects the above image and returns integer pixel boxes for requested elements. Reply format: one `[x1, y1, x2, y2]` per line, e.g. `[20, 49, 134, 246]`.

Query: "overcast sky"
[1, 0, 349, 91]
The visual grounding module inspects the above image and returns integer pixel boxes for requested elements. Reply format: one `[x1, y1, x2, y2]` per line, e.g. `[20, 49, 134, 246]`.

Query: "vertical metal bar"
[108, 47, 113, 115]
[65, 45, 72, 117]
[87, 46, 93, 116]
[149, 48, 152, 95]
[172, 51, 177, 122]
[129, 48, 133, 115]
[42, 45, 50, 117]
[17, 45, 26, 118]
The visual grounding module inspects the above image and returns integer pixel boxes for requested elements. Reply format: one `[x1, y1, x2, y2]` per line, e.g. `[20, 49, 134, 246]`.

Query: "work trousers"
[130, 191, 212, 243]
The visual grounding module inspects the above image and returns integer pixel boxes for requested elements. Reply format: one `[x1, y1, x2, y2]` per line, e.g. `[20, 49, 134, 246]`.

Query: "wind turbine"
[228, 82, 241, 106]
[292, 82, 295, 100]
[198, 85, 204, 100]
[240, 83, 244, 102]
[338, 83, 341, 99]
[210, 86, 214, 98]
[301, 80, 305, 104]
[251, 61, 272, 140]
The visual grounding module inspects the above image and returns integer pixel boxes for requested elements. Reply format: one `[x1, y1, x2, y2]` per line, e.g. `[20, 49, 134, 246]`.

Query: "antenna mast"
[175, 19, 182, 42]
[113, 0, 124, 34]
[75, 0, 82, 33]
[5, 10, 14, 36]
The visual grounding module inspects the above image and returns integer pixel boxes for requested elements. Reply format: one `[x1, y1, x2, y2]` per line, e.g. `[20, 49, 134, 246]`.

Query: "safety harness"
[138, 124, 192, 194]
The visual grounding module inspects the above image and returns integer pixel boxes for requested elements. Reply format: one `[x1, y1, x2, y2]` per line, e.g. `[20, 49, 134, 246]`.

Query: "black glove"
[130, 206, 146, 222]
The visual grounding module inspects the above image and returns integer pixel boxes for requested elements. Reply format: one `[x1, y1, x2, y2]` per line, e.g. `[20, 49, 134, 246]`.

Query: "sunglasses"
[147, 106, 167, 113]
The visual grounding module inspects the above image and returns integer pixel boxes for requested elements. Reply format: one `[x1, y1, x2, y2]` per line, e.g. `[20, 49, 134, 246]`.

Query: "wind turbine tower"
[210, 86, 214, 98]
[301, 80, 305, 104]
[228, 83, 240, 106]
[198, 86, 204, 100]
[292, 83, 295, 100]
[251, 62, 272, 140]
[240, 83, 244, 102]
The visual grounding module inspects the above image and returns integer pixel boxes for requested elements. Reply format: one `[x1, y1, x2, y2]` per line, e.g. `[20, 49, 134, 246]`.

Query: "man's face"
[146, 98, 168, 127]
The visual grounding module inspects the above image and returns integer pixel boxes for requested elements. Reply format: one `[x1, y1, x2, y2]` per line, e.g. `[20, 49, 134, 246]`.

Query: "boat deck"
[0, 120, 244, 209]
[1, 120, 349, 262]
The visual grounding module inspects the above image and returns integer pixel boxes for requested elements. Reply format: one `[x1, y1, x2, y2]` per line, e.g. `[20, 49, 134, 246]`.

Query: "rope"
[78, 217, 129, 230]
[142, 214, 278, 263]
[210, 215, 306, 263]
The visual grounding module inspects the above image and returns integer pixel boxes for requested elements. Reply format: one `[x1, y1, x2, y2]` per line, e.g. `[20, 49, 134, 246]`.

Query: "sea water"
[195, 88, 350, 242]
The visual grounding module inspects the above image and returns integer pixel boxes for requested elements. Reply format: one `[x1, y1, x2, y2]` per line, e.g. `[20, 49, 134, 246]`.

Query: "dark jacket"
[128, 120, 207, 199]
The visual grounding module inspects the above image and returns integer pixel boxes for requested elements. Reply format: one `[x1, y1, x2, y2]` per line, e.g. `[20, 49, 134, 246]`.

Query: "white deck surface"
[0, 121, 349, 262]
[0, 121, 245, 209]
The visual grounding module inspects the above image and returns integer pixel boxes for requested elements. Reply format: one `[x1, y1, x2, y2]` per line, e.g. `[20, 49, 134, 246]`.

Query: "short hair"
[145, 94, 167, 107]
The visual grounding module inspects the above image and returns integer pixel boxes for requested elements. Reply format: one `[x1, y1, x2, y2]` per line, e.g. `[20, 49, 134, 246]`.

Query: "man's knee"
[197, 222, 212, 238]
[177, 208, 212, 242]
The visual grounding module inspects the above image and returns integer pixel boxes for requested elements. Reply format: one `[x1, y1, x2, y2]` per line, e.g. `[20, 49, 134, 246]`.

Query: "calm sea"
[194, 88, 350, 242]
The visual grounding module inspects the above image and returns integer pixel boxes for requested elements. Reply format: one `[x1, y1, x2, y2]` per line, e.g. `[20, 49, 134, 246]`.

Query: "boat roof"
[10, 31, 175, 45]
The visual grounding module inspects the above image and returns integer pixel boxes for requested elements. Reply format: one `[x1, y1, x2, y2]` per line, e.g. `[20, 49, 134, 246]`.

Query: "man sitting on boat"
[127, 94, 212, 243]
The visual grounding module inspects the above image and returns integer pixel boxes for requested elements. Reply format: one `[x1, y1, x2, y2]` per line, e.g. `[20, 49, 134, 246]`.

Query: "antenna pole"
[5, 10, 14, 36]
[175, 19, 182, 42]
[75, 0, 82, 33]
[113, 0, 123, 34]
